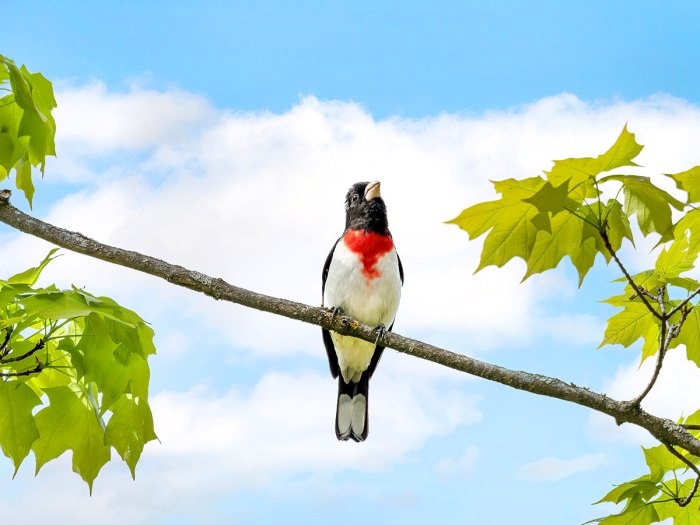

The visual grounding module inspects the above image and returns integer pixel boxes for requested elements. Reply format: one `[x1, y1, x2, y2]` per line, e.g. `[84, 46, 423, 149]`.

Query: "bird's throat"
[343, 229, 394, 279]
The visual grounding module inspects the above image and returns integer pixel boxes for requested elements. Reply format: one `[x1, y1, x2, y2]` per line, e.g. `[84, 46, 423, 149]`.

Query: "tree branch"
[2, 191, 700, 455]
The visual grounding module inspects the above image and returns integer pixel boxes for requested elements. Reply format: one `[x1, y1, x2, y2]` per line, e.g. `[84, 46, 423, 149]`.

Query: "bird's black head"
[344, 181, 389, 233]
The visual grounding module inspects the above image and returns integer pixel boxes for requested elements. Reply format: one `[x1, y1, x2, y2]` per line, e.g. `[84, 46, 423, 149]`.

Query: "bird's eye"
[351, 193, 360, 204]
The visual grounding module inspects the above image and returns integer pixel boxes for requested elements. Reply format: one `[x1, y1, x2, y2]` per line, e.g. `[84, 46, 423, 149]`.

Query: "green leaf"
[546, 125, 643, 202]
[530, 212, 552, 233]
[596, 475, 661, 505]
[655, 235, 697, 280]
[8, 248, 60, 286]
[522, 209, 598, 283]
[79, 315, 131, 413]
[666, 166, 700, 204]
[20, 288, 134, 325]
[5, 60, 41, 119]
[32, 386, 111, 493]
[603, 199, 635, 254]
[522, 180, 571, 216]
[599, 299, 657, 350]
[667, 276, 700, 292]
[0, 249, 158, 487]
[594, 125, 645, 172]
[599, 175, 684, 240]
[15, 158, 34, 208]
[104, 395, 157, 479]
[597, 494, 659, 525]
[643, 444, 687, 480]
[673, 209, 700, 264]
[447, 177, 542, 238]
[0, 381, 41, 475]
[0, 56, 57, 206]
[446, 177, 544, 271]
[675, 308, 700, 367]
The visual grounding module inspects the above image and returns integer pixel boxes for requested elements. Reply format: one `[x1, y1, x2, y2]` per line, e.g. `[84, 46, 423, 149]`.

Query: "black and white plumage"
[322, 181, 403, 442]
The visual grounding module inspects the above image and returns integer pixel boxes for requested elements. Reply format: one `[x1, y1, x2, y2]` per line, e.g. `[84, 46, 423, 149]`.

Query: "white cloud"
[54, 80, 216, 151]
[517, 453, 607, 481]
[11, 88, 700, 362]
[149, 362, 480, 479]
[589, 350, 700, 445]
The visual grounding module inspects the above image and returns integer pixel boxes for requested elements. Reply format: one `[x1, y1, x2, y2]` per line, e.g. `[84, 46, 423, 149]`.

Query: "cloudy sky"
[3, 2, 700, 524]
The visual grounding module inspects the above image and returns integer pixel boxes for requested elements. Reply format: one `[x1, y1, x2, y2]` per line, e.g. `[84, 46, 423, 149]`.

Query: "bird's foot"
[328, 306, 344, 323]
[373, 324, 387, 345]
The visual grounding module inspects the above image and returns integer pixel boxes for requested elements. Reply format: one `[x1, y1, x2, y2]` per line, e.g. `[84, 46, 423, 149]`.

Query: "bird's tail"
[335, 373, 369, 442]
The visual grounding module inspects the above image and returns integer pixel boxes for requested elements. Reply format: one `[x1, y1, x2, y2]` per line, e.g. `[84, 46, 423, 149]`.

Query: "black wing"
[322, 237, 340, 297]
[322, 237, 341, 378]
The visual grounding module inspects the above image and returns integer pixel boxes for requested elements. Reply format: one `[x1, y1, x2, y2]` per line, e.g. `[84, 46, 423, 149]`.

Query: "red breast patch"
[343, 230, 394, 279]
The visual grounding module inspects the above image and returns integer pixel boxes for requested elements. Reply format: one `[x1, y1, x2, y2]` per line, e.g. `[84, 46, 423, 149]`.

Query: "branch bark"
[2, 191, 700, 455]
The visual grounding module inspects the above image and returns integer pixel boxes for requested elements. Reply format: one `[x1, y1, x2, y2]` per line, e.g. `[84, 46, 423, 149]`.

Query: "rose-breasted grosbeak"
[322, 181, 403, 442]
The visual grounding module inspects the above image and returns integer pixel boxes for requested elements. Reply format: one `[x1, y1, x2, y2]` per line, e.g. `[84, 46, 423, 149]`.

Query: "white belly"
[323, 240, 402, 383]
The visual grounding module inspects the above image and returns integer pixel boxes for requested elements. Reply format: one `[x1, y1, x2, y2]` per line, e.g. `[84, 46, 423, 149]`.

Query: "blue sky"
[9, 1, 700, 116]
[3, 2, 700, 525]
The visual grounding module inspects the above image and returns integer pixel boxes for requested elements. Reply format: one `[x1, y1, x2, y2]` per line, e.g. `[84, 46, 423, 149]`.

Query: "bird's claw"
[373, 324, 387, 345]
[329, 306, 344, 323]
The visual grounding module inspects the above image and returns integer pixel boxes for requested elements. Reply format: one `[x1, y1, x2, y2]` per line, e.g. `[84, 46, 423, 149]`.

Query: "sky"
[2, 2, 700, 524]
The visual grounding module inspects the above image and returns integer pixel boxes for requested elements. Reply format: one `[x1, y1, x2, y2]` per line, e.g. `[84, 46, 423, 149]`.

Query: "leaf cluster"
[0, 250, 156, 492]
[450, 126, 700, 522]
[446, 126, 689, 284]
[0, 54, 57, 208]
[593, 416, 700, 525]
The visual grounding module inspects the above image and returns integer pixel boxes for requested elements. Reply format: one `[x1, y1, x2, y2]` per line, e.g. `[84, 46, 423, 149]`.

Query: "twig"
[631, 299, 690, 407]
[600, 228, 663, 321]
[0, 338, 44, 364]
[1, 362, 42, 378]
[668, 287, 700, 319]
[631, 319, 667, 406]
[636, 287, 660, 302]
[2, 192, 700, 455]
[682, 424, 700, 431]
[665, 444, 700, 507]
[0, 327, 11, 358]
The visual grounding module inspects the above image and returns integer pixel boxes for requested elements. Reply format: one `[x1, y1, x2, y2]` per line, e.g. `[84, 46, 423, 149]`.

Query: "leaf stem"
[665, 444, 700, 507]
[564, 206, 600, 229]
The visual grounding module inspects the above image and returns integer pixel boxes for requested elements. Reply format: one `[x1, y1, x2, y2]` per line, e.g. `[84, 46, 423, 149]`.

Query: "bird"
[322, 181, 403, 442]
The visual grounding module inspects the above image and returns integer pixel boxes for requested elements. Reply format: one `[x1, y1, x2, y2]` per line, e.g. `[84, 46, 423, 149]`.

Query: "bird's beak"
[365, 181, 381, 201]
